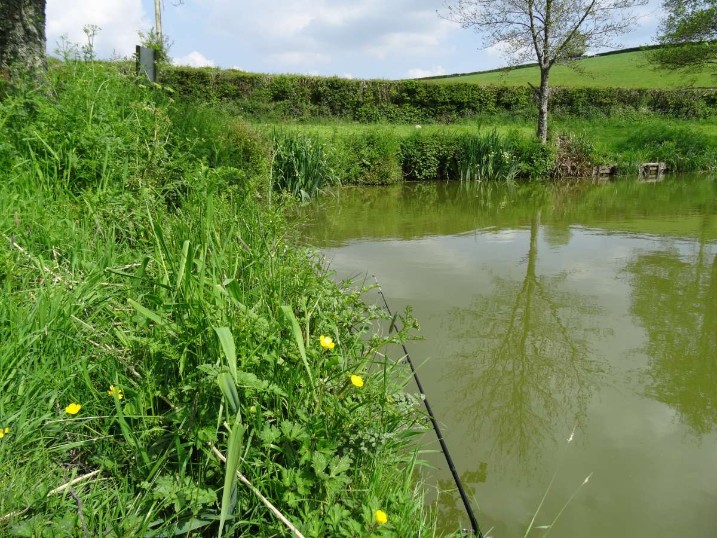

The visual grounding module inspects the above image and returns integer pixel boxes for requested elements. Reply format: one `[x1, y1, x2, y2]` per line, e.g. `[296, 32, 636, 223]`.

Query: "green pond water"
[301, 176, 717, 537]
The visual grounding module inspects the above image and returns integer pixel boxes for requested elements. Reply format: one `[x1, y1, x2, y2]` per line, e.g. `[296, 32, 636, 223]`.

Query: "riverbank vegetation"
[0, 60, 439, 537]
[160, 63, 717, 182]
[2, 45, 716, 536]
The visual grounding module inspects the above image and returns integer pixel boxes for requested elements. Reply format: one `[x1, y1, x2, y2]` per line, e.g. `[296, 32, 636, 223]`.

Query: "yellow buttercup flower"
[107, 385, 124, 399]
[350, 375, 364, 388]
[319, 335, 335, 350]
[0, 427, 9, 439]
[375, 509, 388, 525]
[65, 403, 82, 415]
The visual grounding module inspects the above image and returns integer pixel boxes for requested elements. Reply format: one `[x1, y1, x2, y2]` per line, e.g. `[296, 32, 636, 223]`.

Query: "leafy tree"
[651, 0, 717, 73]
[0, 0, 47, 79]
[443, 0, 647, 143]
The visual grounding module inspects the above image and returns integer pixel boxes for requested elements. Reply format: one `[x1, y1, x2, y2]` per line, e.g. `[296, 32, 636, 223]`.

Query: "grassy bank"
[154, 62, 717, 181]
[0, 62, 439, 536]
[256, 117, 717, 188]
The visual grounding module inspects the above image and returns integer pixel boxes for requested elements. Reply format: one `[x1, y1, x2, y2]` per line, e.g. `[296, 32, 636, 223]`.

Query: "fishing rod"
[372, 276, 483, 538]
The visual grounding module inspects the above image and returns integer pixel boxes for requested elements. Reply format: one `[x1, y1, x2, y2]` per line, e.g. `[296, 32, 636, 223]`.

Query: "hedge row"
[160, 67, 717, 122]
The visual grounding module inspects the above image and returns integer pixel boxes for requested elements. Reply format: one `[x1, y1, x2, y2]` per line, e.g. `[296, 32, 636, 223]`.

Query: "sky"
[45, 0, 665, 80]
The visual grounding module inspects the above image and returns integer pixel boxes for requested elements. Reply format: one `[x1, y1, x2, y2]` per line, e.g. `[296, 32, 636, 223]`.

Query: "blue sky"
[46, 0, 664, 79]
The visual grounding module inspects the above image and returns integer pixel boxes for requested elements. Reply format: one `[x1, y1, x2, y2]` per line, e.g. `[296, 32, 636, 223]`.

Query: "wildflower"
[319, 335, 335, 350]
[107, 385, 124, 400]
[0, 427, 9, 439]
[375, 509, 388, 525]
[350, 375, 364, 388]
[65, 403, 82, 415]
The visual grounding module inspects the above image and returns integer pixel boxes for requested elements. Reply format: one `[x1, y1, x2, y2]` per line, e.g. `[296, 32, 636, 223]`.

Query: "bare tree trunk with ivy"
[443, 0, 647, 144]
[0, 0, 47, 79]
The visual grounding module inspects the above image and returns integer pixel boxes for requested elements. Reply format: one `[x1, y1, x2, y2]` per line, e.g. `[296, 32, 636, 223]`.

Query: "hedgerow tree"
[651, 0, 717, 73]
[443, 0, 647, 143]
[0, 0, 47, 78]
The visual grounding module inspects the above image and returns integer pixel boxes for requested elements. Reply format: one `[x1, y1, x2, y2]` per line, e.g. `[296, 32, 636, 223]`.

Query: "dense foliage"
[652, 0, 717, 72]
[161, 67, 717, 123]
[0, 61, 440, 537]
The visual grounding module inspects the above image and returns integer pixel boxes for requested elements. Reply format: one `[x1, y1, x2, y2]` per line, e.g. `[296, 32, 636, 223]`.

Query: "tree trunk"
[0, 0, 47, 78]
[536, 66, 550, 144]
[155, 0, 163, 45]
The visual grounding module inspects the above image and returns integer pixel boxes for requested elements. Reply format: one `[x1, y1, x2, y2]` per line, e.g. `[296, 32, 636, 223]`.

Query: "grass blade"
[218, 418, 244, 537]
[279, 305, 315, 397]
[216, 372, 240, 416]
[215, 327, 238, 382]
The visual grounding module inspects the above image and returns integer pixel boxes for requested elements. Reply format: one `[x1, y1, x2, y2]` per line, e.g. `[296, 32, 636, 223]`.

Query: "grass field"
[427, 50, 717, 88]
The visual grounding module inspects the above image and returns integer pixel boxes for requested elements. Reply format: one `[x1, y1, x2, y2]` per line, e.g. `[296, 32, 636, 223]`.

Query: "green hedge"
[160, 67, 717, 122]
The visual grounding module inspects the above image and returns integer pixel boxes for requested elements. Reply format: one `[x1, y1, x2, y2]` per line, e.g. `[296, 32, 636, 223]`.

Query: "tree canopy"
[652, 0, 717, 72]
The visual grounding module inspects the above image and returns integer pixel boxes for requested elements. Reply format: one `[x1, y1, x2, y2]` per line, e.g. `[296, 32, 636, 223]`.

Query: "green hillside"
[429, 49, 716, 88]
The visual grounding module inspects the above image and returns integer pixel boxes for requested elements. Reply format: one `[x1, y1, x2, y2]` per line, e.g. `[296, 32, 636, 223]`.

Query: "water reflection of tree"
[447, 212, 603, 472]
[626, 215, 717, 435]
[431, 465, 488, 535]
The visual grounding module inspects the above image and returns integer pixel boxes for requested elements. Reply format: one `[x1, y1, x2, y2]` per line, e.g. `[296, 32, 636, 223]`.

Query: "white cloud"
[46, 0, 148, 58]
[173, 51, 216, 68]
[406, 66, 446, 78]
[201, 0, 453, 72]
[268, 51, 330, 68]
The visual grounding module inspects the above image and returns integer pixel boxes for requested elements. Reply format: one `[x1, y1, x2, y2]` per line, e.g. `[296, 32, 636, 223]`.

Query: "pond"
[301, 176, 717, 537]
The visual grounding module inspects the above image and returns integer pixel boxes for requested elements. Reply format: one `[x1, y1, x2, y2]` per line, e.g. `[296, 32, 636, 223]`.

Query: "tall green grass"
[0, 60, 440, 536]
[454, 130, 521, 182]
[271, 130, 337, 200]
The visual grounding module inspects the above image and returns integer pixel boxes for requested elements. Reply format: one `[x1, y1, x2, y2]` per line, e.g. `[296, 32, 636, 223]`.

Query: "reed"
[454, 130, 521, 182]
[271, 130, 337, 200]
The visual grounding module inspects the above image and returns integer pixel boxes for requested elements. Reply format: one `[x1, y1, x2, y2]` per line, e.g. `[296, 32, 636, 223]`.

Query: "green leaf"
[216, 372, 240, 416]
[279, 305, 315, 397]
[214, 327, 237, 381]
[176, 240, 190, 292]
[218, 419, 244, 537]
[113, 392, 151, 468]
[329, 455, 352, 477]
[171, 517, 216, 536]
[127, 298, 177, 334]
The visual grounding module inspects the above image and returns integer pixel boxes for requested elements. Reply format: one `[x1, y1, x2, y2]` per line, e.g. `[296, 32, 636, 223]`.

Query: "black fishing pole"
[373, 276, 483, 538]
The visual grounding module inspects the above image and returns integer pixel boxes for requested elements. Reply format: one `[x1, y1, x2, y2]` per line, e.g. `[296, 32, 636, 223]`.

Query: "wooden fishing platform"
[639, 162, 667, 178]
[593, 164, 617, 177]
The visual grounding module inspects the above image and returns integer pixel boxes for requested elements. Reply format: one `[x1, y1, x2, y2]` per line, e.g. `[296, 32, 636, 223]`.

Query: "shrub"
[339, 129, 403, 185]
[169, 102, 271, 182]
[399, 131, 456, 181]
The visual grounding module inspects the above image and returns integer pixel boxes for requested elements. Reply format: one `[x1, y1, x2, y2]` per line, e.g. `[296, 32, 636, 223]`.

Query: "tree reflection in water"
[446, 211, 604, 474]
[627, 215, 717, 435]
